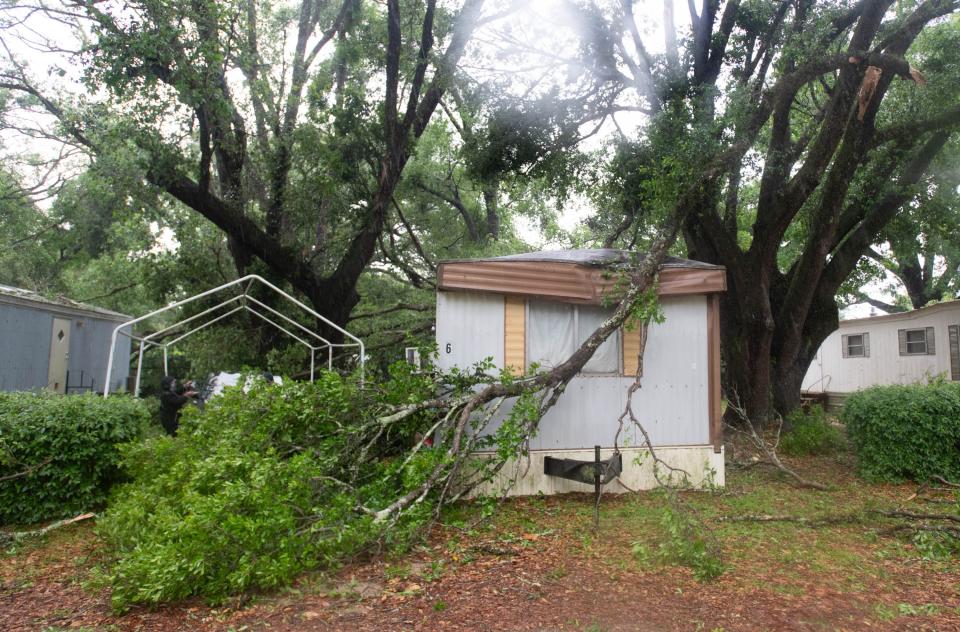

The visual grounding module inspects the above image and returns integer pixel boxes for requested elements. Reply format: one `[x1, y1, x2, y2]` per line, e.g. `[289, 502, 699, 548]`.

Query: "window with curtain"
[577, 304, 620, 373]
[527, 301, 575, 369]
[527, 300, 620, 374]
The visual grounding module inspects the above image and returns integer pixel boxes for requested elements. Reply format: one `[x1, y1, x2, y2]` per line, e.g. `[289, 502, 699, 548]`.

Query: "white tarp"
[528, 301, 619, 374]
[577, 304, 620, 374]
[201, 372, 282, 402]
[528, 301, 576, 369]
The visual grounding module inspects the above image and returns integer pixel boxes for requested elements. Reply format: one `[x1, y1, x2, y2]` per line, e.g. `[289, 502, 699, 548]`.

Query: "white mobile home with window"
[802, 301, 960, 408]
[435, 249, 726, 495]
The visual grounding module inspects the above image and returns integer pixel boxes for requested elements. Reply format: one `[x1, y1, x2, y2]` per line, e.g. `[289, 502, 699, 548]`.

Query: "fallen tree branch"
[720, 508, 960, 530]
[0, 456, 53, 483]
[879, 510, 960, 525]
[724, 395, 829, 491]
[933, 475, 960, 489]
[369, 210, 684, 525]
[0, 512, 96, 544]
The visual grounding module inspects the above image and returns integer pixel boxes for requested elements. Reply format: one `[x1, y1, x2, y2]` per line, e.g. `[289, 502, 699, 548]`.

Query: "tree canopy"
[476, 0, 960, 418]
[1, 0, 959, 411]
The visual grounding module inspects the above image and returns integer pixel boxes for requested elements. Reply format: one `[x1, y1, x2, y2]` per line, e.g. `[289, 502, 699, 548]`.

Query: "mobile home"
[802, 300, 960, 409]
[435, 249, 726, 495]
[0, 285, 131, 394]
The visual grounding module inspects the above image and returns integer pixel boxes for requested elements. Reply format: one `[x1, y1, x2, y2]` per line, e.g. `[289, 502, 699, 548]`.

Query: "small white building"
[435, 249, 726, 495]
[0, 285, 131, 394]
[802, 300, 960, 408]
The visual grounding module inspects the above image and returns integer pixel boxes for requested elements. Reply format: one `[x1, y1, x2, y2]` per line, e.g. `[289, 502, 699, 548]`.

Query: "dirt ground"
[3, 454, 959, 631]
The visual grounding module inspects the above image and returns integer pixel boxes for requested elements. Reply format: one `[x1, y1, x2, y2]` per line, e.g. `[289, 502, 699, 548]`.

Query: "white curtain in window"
[527, 300, 575, 369]
[577, 304, 620, 373]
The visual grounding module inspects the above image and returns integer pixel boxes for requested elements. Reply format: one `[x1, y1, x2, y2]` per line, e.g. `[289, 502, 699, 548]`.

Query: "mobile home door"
[47, 317, 71, 394]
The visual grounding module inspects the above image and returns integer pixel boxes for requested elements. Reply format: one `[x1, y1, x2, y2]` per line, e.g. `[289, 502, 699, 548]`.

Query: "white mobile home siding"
[803, 302, 960, 393]
[436, 291, 710, 448]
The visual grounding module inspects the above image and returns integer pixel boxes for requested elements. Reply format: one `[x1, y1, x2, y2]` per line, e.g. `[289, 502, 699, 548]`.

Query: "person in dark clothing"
[159, 375, 196, 436]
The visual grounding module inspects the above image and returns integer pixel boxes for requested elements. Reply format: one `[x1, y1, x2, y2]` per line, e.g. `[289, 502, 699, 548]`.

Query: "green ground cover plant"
[0, 392, 150, 525]
[780, 405, 846, 456]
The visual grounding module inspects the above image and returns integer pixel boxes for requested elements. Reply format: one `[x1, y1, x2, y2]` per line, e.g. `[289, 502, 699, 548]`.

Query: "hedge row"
[0, 392, 151, 525]
[842, 381, 960, 483]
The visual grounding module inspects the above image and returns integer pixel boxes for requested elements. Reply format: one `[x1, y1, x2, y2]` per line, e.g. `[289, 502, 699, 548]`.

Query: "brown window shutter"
[504, 295, 526, 376]
[949, 325, 960, 381]
[863, 332, 870, 358]
[841, 334, 849, 358]
[898, 329, 907, 356]
[926, 326, 936, 355]
[622, 323, 643, 376]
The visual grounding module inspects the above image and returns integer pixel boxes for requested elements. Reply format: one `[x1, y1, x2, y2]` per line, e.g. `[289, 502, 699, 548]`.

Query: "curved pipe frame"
[103, 275, 365, 397]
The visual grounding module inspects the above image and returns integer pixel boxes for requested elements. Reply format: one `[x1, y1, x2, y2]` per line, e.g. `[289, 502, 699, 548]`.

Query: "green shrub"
[0, 392, 150, 525]
[780, 405, 845, 456]
[97, 368, 443, 611]
[842, 381, 960, 482]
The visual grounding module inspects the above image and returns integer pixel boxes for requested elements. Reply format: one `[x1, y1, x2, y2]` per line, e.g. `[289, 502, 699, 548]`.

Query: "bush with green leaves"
[0, 392, 150, 525]
[96, 366, 471, 610]
[780, 404, 846, 456]
[842, 380, 960, 482]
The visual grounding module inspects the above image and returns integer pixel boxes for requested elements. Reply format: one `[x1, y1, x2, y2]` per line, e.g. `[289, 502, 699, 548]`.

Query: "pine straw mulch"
[2, 453, 959, 631]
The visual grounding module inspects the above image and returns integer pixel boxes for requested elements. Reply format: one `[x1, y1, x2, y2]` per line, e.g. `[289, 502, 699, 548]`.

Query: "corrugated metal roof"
[442, 249, 723, 270]
[0, 284, 130, 320]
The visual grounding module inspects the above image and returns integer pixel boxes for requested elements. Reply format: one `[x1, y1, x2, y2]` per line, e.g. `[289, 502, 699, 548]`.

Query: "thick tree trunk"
[688, 216, 843, 423]
[718, 280, 777, 423]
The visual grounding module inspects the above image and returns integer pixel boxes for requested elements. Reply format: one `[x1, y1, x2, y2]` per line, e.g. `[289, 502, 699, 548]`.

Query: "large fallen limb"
[371, 215, 684, 524]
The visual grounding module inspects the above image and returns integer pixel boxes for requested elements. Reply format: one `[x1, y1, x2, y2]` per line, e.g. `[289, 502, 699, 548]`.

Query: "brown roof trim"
[437, 260, 726, 302]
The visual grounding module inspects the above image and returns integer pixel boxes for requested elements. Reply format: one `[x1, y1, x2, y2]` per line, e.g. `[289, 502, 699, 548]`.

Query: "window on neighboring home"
[898, 327, 936, 356]
[527, 300, 620, 375]
[842, 333, 869, 358]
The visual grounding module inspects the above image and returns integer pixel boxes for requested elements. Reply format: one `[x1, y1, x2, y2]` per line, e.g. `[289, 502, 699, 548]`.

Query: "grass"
[2, 449, 959, 630]
[435, 449, 959, 622]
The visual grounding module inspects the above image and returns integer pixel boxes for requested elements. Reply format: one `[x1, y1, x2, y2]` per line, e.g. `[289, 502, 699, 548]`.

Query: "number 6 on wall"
[445, 343, 452, 353]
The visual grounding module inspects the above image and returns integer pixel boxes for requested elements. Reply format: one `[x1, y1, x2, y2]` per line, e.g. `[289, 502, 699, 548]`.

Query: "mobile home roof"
[438, 249, 726, 303]
[839, 300, 960, 327]
[0, 284, 130, 322]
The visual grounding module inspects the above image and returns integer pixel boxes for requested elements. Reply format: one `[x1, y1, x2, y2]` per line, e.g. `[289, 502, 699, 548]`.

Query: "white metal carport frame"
[102, 274, 364, 397]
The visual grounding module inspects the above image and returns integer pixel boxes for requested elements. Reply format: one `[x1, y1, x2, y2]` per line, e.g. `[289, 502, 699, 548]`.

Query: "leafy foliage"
[632, 489, 724, 582]
[780, 405, 846, 457]
[842, 381, 960, 482]
[97, 363, 532, 610]
[0, 393, 151, 525]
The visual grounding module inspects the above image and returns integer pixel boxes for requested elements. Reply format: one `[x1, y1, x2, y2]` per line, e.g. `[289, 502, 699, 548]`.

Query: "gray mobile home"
[435, 249, 727, 495]
[802, 300, 960, 410]
[0, 285, 131, 394]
